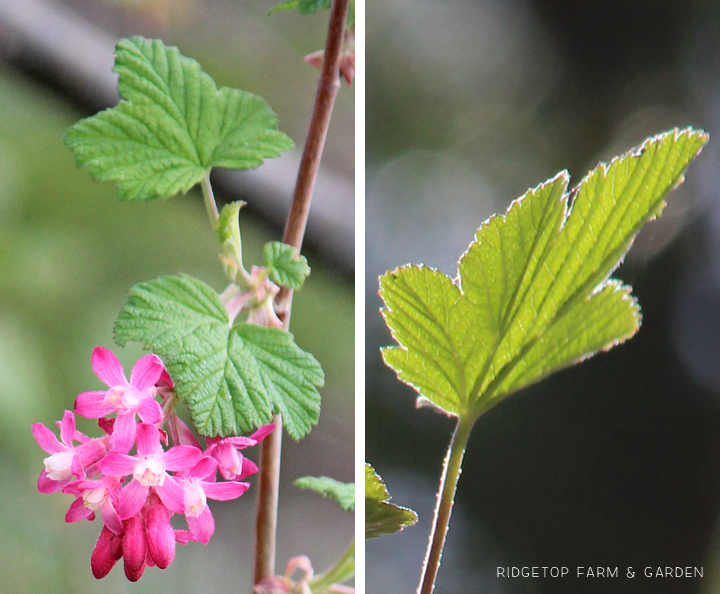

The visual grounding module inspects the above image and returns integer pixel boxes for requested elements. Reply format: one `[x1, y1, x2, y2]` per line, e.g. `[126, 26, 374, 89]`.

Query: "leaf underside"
[295, 476, 355, 512]
[64, 37, 293, 201]
[114, 274, 323, 439]
[380, 128, 708, 422]
[365, 463, 418, 539]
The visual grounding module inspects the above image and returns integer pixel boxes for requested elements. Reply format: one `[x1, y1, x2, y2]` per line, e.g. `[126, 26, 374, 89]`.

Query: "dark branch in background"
[0, 0, 354, 276]
[253, 0, 351, 585]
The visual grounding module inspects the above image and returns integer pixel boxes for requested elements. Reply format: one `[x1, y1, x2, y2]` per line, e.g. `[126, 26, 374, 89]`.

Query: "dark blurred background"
[0, 0, 354, 592]
[366, 1, 720, 593]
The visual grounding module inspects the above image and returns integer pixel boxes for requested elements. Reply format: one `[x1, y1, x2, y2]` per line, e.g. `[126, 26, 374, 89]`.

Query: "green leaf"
[217, 201, 251, 285]
[298, 0, 332, 14]
[269, 0, 299, 14]
[64, 37, 293, 202]
[380, 128, 708, 421]
[365, 463, 417, 539]
[114, 274, 323, 438]
[264, 241, 310, 289]
[294, 476, 355, 511]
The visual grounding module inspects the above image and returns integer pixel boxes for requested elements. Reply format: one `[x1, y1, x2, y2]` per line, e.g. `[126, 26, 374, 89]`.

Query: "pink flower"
[206, 423, 274, 481]
[63, 476, 123, 535]
[178, 457, 250, 544]
[99, 424, 202, 519]
[32, 410, 108, 493]
[75, 347, 165, 453]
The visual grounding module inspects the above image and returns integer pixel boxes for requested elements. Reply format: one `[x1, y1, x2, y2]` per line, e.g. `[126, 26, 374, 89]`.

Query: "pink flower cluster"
[32, 346, 273, 581]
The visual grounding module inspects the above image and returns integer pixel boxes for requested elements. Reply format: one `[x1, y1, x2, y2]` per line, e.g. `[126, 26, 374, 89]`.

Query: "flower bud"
[146, 497, 175, 569]
[122, 514, 146, 581]
[91, 526, 122, 579]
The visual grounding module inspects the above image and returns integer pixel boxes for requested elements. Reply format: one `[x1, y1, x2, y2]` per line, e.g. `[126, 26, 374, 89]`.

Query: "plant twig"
[417, 417, 475, 594]
[253, 0, 350, 585]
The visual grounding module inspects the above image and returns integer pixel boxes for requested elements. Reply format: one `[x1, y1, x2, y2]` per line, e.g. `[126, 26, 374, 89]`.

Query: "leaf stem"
[417, 416, 475, 594]
[253, 0, 350, 586]
[201, 172, 219, 228]
[308, 540, 355, 592]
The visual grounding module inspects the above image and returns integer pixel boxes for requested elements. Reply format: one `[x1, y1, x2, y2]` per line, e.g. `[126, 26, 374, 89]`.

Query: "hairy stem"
[201, 172, 219, 228]
[253, 0, 350, 585]
[418, 417, 475, 594]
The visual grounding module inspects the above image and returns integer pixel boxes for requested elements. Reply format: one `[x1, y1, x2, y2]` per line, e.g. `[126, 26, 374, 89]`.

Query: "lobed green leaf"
[295, 476, 355, 511]
[114, 274, 323, 438]
[264, 241, 310, 289]
[365, 463, 417, 539]
[64, 37, 293, 202]
[380, 128, 708, 422]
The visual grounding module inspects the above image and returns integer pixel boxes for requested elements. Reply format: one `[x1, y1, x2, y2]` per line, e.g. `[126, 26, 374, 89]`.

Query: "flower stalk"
[253, 0, 351, 585]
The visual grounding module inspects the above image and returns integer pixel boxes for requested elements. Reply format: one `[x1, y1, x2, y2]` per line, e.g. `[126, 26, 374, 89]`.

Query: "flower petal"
[109, 411, 138, 454]
[37, 470, 69, 493]
[65, 497, 94, 523]
[238, 458, 259, 481]
[224, 436, 256, 448]
[129, 354, 164, 391]
[156, 477, 185, 514]
[31, 423, 64, 455]
[101, 500, 124, 536]
[168, 413, 201, 449]
[202, 480, 250, 501]
[76, 438, 109, 471]
[162, 445, 203, 472]
[187, 457, 217, 480]
[136, 423, 163, 457]
[91, 347, 128, 388]
[117, 480, 149, 520]
[99, 453, 137, 478]
[75, 391, 115, 419]
[137, 398, 163, 425]
[187, 507, 215, 545]
[213, 443, 241, 478]
[157, 368, 174, 389]
[59, 410, 76, 447]
[250, 423, 276, 443]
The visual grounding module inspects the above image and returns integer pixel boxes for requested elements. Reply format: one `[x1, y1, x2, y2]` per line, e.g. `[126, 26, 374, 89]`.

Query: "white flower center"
[83, 486, 109, 511]
[183, 479, 207, 518]
[133, 456, 165, 487]
[44, 451, 75, 481]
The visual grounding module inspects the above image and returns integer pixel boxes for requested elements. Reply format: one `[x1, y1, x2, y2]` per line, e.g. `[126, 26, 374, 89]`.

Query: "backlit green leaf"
[114, 274, 323, 438]
[64, 37, 293, 201]
[295, 476, 355, 511]
[365, 463, 417, 539]
[380, 128, 707, 421]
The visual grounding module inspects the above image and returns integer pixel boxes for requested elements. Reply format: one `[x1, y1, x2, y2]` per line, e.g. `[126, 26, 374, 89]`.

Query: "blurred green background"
[0, 0, 354, 591]
[366, 1, 720, 593]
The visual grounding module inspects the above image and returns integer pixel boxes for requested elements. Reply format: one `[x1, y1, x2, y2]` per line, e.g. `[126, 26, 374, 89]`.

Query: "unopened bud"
[146, 498, 176, 569]
[122, 514, 146, 581]
[91, 526, 122, 579]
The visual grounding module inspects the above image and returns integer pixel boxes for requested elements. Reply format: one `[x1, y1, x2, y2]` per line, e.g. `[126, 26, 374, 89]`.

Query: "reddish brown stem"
[252, 0, 350, 586]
